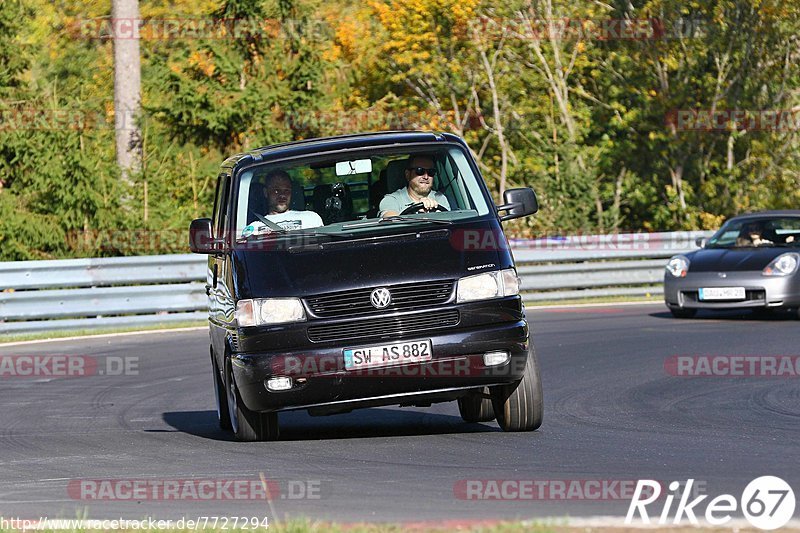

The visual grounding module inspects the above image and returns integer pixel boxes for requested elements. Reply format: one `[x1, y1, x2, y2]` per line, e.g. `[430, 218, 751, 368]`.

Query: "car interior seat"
[385, 159, 408, 194]
[313, 183, 353, 225]
[366, 171, 388, 218]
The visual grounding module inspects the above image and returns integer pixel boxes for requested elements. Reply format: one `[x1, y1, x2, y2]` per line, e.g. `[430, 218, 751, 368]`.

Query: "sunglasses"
[408, 167, 437, 177]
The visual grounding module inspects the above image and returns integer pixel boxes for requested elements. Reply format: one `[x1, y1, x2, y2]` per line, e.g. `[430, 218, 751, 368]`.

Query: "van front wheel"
[491, 342, 543, 432]
[211, 348, 231, 431]
[457, 388, 495, 422]
[225, 358, 279, 442]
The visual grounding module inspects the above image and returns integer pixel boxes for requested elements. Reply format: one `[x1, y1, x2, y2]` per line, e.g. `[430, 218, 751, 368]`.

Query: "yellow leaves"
[661, 55, 680, 70]
[699, 212, 726, 230]
[104, 100, 114, 124]
[189, 50, 216, 78]
[371, 0, 480, 61]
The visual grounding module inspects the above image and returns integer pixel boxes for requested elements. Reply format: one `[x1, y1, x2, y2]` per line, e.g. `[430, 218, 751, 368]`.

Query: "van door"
[209, 172, 232, 359]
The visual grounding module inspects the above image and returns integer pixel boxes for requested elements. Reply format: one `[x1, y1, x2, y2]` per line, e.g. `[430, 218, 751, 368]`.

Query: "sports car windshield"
[706, 217, 800, 248]
[233, 145, 492, 240]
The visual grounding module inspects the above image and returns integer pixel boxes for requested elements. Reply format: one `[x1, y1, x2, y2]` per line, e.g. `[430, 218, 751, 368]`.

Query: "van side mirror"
[189, 218, 219, 254]
[497, 187, 539, 221]
[695, 237, 707, 248]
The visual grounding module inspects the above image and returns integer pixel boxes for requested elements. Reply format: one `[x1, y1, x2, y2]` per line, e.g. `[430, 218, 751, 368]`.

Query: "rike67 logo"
[626, 477, 796, 530]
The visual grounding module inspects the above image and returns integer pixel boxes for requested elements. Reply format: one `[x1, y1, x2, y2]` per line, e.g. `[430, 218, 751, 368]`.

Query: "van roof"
[222, 131, 460, 169]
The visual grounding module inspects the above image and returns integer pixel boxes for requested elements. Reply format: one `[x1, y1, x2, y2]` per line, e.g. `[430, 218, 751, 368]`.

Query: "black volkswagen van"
[190, 131, 542, 441]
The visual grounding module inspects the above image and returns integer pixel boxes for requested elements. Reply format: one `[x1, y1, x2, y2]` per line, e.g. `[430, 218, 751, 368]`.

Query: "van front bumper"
[230, 302, 529, 413]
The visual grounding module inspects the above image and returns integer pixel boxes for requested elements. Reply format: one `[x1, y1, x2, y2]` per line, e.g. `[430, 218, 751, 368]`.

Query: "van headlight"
[666, 255, 690, 278]
[763, 253, 800, 277]
[236, 298, 306, 327]
[456, 268, 520, 303]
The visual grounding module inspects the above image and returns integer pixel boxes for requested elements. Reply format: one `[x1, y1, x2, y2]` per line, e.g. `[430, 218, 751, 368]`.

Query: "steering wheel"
[399, 202, 449, 215]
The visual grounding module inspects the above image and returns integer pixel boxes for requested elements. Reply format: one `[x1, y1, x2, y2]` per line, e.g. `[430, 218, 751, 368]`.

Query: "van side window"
[212, 173, 230, 239]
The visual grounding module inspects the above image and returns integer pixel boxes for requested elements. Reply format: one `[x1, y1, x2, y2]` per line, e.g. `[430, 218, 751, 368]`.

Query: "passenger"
[245, 170, 323, 235]
[379, 155, 451, 217]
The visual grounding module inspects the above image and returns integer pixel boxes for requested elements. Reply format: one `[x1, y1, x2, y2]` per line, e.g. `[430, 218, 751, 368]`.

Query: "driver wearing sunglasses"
[379, 155, 451, 217]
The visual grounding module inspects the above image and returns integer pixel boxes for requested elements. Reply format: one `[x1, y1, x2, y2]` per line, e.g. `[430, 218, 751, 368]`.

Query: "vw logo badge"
[370, 288, 392, 309]
[718, 272, 727, 278]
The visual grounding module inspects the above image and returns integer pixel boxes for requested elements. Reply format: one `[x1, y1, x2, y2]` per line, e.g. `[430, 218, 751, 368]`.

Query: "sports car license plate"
[343, 339, 432, 371]
[699, 287, 746, 300]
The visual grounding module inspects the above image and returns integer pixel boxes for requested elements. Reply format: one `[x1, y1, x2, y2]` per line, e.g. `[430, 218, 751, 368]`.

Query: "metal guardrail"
[0, 231, 713, 335]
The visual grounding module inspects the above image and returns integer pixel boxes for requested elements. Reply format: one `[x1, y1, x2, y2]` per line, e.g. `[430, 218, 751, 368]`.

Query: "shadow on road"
[649, 309, 798, 321]
[158, 410, 236, 441]
[162, 408, 500, 441]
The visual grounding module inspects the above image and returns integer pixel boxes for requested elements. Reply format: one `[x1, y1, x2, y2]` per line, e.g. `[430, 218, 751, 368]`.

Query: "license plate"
[699, 287, 746, 300]
[343, 339, 432, 371]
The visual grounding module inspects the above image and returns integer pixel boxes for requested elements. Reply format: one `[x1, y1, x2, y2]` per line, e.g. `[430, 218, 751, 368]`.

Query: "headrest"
[385, 159, 408, 193]
[290, 181, 305, 211]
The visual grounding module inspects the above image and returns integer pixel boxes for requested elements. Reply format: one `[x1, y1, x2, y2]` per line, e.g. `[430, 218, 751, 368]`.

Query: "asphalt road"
[1, 303, 799, 525]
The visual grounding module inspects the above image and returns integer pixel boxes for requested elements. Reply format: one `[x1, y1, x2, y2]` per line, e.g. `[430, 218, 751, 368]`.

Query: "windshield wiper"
[342, 216, 452, 229]
[238, 230, 354, 244]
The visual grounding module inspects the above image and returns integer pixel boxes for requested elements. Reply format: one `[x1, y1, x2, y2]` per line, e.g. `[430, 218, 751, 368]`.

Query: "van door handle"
[205, 284, 212, 295]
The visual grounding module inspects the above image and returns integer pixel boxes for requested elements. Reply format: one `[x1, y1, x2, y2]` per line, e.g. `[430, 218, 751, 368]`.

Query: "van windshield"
[233, 145, 492, 240]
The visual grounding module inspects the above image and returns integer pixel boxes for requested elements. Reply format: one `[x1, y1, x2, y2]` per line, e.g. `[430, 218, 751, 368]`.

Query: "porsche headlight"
[763, 253, 800, 277]
[236, 298, 306, 326]
[666, 256, 690, 278]
[456, 268, 520, 303]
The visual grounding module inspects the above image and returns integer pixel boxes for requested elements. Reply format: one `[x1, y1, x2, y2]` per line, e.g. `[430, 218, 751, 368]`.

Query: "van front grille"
[305, 280, 455, 318]
[307, 309, 460, 343]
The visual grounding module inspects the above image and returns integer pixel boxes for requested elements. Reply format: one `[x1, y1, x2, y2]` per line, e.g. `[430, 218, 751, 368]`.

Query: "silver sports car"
[664, 210, 800, 318]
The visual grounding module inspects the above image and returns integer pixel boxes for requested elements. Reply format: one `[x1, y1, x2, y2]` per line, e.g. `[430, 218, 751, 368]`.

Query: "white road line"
[0, 327, 207, 348]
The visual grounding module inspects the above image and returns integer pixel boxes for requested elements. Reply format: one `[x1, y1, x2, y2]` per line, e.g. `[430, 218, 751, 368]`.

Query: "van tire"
[457, 388, 495, 422]
[491, 342, 543, 432]
[225, 357, 279, 442]
[211, 347, 231, 431]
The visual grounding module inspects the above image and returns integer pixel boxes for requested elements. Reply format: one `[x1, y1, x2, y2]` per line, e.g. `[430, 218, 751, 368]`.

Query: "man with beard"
[243, 170, 323, 236]
[379, 155, 450, 217]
